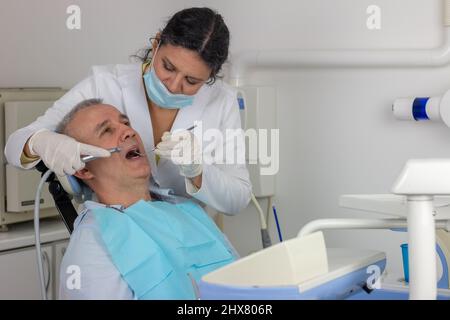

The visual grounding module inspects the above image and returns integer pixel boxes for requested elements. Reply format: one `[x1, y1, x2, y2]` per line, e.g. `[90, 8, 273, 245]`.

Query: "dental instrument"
[81, 147, 121, 163]
[184, 124, 197, 132]
[251, 193, 272, 248]
[34, 169, 53, 300]
[151, 125, 197, 152]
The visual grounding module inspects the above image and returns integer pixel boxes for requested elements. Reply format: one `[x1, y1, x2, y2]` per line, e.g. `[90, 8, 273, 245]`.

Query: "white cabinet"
[0, 245, 52, 299]
[0, 239, 69, 299]
[53, 241, 69, 299]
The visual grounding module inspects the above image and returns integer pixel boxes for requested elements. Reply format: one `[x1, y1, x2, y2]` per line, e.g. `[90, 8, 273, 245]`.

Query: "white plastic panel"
[237, 86, 277, 197]
[4, 101, 55, 212]
[340, 194, 450, 219]
[6, 164, 54, 212]
[392, 159, 450, 195]
[202, 231, 328, 286]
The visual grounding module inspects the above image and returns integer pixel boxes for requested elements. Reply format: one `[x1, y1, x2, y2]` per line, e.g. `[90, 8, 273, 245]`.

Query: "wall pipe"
[230, 0, 450, 86]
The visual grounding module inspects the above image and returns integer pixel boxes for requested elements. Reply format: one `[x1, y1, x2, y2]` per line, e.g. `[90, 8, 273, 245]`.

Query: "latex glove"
[28, 128, 111, 176]
[155, 130, 203, 178]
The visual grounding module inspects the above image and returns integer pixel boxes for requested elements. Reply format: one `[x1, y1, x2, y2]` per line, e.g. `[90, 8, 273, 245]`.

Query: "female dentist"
[4, 7, 251, 215]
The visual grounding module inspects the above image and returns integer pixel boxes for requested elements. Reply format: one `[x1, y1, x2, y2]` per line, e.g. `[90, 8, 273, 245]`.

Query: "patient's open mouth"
[125, 147, 142, 159]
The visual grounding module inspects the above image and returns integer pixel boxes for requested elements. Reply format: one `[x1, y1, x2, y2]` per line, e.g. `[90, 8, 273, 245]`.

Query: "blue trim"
[272, 205, 283, 242]
[237, 97, 245, 110]
[399, 243, 448, 289]
[412, 97, 430, 121]
[400, 243, 409, 282]
[348, 289, 450, 300]
[390, 228, 407, 232]
[437, 244, 449, 289]
[67, 175, 82, 194]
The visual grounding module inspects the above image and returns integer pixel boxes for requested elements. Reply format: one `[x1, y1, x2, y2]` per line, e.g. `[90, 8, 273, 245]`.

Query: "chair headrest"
[57, 175, 93, 203]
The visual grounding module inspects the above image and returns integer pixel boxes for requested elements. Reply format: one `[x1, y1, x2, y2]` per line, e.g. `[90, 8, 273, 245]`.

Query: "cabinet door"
[0, 245, 53, 299]
[53, 240, 69, 299]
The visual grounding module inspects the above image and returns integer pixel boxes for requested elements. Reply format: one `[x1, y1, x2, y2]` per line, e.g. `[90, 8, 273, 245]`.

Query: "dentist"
[4, 7, 251, 215]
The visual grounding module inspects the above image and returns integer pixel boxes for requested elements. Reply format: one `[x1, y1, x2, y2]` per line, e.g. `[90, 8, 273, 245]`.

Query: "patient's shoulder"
[59, 210, 133, 299]
[62, 211, 106, 263]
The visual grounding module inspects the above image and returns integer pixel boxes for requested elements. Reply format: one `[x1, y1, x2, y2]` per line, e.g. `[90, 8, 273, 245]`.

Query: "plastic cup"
[400, 243, 409, 283]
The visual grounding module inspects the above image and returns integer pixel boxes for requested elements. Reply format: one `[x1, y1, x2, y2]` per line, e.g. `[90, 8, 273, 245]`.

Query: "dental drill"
[81, 147, 122, 162]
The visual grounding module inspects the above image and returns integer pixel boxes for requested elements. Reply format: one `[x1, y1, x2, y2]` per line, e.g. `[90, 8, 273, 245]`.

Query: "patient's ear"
[73, 168, 94, 181]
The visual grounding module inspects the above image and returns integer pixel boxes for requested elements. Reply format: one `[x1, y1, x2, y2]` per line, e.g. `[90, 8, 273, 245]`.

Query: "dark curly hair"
[134, 7, 230, 85]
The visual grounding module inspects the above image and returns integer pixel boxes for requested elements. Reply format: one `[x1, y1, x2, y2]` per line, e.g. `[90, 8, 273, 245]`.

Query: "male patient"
[58, 98, 237, 299]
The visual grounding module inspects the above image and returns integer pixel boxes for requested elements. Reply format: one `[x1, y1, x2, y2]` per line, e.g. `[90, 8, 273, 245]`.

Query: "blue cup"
[400, 243, 409, 283]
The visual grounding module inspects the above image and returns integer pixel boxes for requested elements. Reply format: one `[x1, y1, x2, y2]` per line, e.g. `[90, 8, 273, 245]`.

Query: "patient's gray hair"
[56, 98, 104, 135]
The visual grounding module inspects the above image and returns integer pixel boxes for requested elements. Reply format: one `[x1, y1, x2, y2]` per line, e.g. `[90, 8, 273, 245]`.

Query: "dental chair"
[199, 159, 450, 300]
[35, 161, 79, 234]
[36, 164, 389, 300]
[36, 160, 389, 300]
[198, 215, 450, 300]
[36, 158, 450, 300]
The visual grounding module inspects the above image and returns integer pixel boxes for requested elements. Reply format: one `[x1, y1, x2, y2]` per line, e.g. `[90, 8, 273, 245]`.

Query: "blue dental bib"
[92, 200, 235, 299]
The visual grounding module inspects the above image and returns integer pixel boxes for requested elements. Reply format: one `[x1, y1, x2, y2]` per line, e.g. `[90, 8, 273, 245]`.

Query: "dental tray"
[198, 232, 386, 300]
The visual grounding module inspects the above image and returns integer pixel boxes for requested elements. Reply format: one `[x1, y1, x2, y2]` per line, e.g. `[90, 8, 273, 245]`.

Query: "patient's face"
[67, 104, 150, 187]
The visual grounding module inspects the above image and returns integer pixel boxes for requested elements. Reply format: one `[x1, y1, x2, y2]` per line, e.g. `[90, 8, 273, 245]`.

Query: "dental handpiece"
[81, 147, 121, 163]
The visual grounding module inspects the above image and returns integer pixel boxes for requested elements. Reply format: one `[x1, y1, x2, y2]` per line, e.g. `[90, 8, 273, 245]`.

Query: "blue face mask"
[143, 51, 196, 109]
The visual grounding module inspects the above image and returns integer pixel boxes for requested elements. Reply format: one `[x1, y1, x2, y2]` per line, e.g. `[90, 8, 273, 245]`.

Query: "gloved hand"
[28, 128, 111, 176]
[155, 130, 203, 178]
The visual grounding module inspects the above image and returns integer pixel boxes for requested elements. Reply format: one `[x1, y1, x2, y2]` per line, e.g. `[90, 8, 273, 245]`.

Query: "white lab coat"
[4, 63, 251, 214]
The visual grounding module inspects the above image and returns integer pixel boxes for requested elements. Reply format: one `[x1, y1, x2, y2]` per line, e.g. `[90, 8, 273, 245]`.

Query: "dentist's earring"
[151, 33, 161, 52]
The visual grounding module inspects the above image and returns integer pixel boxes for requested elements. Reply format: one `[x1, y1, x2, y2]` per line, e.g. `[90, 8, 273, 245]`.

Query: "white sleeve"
[186, 91, 252, 215]
[4, 76, 97, 169]
[59, 222, 134, 300]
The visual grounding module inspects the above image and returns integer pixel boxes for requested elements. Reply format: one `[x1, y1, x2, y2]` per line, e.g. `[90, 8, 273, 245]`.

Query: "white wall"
[0, 0, 182, 88]
[198, 0, 448, 277]
[2, 0, 448, 277]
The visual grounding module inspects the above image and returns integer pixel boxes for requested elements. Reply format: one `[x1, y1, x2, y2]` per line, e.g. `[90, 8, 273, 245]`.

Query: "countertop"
[0, 217, 69, 252]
